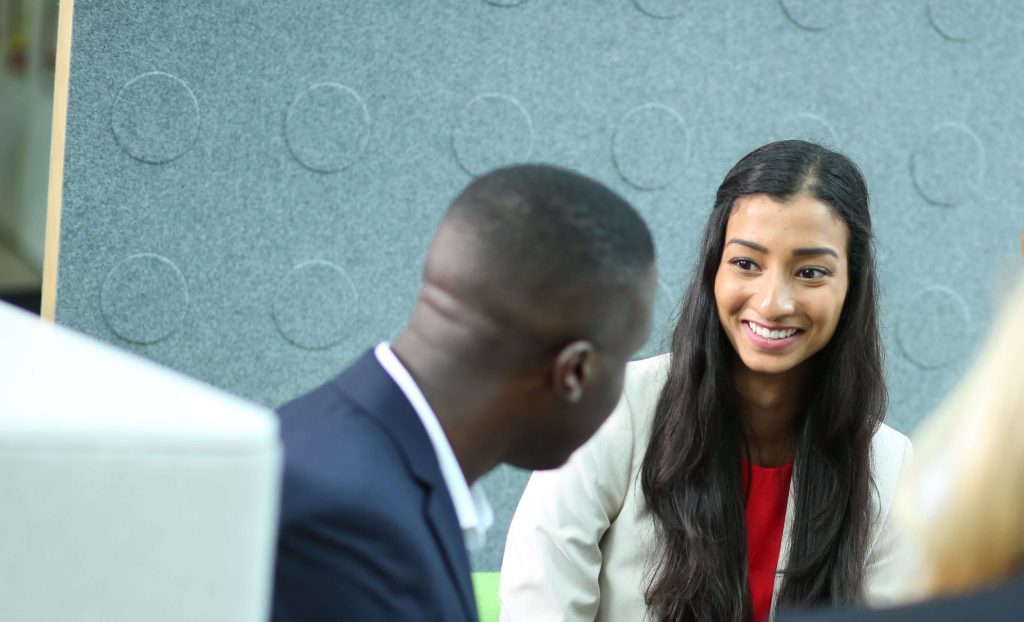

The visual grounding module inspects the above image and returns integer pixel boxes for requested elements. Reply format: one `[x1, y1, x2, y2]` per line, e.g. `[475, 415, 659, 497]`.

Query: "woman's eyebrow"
[725, 238, 768, 253]
[726, 238, 839, 259]
[792, 247, 839, 258]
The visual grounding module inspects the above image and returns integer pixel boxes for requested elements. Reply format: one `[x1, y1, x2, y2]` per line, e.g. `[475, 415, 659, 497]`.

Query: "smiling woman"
[500, 141, 913, 622]
[716, 192, 850, 380]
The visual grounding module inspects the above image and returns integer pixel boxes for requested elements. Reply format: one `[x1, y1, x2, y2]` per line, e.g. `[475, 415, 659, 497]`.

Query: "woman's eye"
[729, 258, 759, 272]
[797, 267, 830, 280]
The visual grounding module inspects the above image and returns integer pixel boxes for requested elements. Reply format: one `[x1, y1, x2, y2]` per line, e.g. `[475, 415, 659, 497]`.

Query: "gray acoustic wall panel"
[55, 0, 1024, 570]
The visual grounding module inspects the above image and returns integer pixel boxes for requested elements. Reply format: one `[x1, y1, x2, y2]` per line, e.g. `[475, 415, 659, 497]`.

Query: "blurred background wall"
[0, 0, 57, 313]
[28, 0, 1024, 570]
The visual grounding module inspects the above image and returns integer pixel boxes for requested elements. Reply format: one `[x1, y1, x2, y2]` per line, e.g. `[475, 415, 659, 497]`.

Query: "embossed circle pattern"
[897, 286, 972, 370]
[778, 0, 842, 31]
[911, 123, 985, 206]
[101, 254, 189, 344]
[776, 113, 840, 148]
[631, 0, 687, 19]
[927, 0, 1000, 42]
[612, 103, 690, 190]
[111, 72, 200, 164]
[452, 94, 534, 177]
[273, 260, 358, 350]
[285, 83, 370, 173]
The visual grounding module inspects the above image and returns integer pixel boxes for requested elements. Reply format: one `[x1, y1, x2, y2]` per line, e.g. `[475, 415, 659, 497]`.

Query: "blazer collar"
[333, 349, 479, 621]
[770, 478, 797, 617]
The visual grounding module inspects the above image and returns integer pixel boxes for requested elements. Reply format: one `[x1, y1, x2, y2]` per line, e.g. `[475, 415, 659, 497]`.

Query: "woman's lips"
[742, 320, 802, 350]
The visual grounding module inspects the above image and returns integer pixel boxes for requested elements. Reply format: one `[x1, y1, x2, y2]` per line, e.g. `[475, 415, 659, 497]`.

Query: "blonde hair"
[897, 277, 1024, 597]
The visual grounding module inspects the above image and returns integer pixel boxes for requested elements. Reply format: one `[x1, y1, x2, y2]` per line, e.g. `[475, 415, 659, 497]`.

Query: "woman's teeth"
[747, 322, 798, 340]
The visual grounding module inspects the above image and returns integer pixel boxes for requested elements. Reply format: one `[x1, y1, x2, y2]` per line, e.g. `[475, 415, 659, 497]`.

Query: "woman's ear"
[553, 340, 596, 403]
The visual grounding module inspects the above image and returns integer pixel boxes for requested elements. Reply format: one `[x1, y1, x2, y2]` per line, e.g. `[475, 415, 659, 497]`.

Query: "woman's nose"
[756, 273, 796, 320]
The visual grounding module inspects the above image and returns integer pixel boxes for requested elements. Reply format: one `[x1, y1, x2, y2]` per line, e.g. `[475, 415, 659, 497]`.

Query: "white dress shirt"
[374, 343, 494, 551]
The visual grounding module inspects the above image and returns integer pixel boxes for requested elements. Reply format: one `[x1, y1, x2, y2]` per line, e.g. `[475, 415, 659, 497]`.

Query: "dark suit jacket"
[271, 350, 478, 622]
[777, 576, 1024, 622]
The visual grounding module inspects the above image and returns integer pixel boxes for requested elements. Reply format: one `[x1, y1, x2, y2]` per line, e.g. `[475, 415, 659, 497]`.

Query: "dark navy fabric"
[271, 350, 478, 622]
[778, 576, 1024, 622]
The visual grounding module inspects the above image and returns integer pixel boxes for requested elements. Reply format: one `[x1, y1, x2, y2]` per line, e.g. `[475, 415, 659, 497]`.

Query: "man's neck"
[391, 330, 507, 485]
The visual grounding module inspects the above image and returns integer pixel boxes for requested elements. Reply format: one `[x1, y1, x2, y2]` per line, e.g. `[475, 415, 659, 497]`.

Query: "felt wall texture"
[53, 0, 1024, 570]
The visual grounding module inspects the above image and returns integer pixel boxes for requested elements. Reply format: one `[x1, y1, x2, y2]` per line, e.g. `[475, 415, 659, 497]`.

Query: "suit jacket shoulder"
[272, 350, 477, 622]
[864, 422, 914, 604]
[277, 379, 410, 507]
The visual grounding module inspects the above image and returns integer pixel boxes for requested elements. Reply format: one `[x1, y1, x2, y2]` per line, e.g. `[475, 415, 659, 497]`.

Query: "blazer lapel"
[334, 350, 479, 622]
[423, 481, 479, 622]
[769, 474, 796, 620]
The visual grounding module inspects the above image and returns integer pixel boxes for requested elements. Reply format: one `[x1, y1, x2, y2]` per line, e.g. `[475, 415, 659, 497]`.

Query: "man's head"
[404, 164, 656, 472]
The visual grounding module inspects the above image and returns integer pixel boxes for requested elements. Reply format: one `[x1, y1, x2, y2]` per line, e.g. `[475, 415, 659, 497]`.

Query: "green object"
[472, 571, 501, 622]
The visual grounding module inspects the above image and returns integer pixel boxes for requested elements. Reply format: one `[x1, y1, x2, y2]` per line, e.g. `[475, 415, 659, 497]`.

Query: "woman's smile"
[742, 320, 803, 350]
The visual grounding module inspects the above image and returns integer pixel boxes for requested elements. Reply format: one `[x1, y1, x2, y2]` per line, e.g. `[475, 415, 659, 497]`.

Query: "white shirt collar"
[374, 343, 493, 551]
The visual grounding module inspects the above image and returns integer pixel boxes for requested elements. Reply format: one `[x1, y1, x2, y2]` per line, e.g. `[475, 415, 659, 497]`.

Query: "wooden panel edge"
[41, 0, 75, 322]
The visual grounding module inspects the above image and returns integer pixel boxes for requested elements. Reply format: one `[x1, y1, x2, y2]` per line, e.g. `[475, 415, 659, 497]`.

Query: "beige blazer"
[500, 353, 913, 622]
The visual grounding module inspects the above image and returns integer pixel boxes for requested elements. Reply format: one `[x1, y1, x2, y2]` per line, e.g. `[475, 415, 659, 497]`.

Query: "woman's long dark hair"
[640, 140, 886, 621]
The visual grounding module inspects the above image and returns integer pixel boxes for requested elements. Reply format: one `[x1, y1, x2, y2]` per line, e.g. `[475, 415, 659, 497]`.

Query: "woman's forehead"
[726, 193, 849, 251]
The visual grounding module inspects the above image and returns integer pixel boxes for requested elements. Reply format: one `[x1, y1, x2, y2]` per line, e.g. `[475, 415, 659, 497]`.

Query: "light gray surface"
[56, 1, 1024, 570]
[0, 300, 280, 622]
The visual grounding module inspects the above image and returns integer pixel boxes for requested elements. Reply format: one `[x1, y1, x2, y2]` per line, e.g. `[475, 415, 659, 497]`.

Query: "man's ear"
[553, 340, 596, 404]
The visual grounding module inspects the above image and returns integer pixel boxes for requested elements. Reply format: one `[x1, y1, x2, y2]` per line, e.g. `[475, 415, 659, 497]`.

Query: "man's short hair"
[446, 164, 655, 294]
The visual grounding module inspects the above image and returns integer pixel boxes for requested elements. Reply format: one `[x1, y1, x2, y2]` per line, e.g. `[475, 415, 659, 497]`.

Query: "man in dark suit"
[777, 576, 1024, 622]
[271, 164, 658, 621]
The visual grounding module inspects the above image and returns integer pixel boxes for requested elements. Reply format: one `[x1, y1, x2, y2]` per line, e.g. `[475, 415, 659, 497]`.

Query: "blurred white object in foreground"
[0, 301, 281, 622]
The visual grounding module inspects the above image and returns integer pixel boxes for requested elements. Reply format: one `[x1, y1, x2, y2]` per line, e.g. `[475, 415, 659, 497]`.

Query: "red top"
[741, 459, 793, 622]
